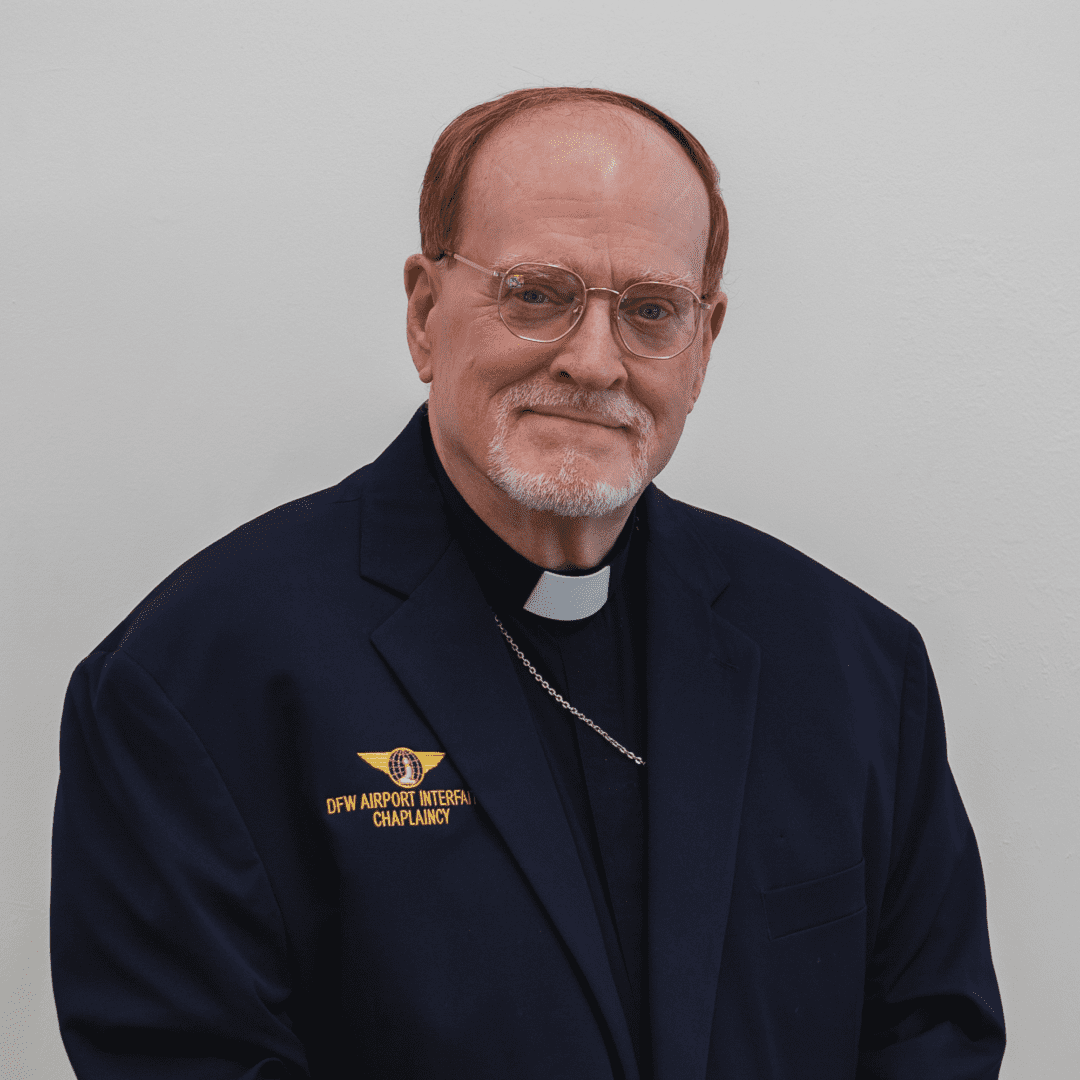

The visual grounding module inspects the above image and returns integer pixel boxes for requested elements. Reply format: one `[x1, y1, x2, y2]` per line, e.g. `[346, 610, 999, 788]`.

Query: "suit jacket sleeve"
[857, 628, 1006, 1078]
[51, 646, 310, 1080]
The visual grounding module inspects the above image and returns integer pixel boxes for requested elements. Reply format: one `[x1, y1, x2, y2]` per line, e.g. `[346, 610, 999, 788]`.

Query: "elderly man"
[52, 88, 1005, 1080]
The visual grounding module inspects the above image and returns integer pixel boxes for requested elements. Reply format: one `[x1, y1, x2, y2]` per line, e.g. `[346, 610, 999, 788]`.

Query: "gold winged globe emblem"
[358, 747, 445, 789]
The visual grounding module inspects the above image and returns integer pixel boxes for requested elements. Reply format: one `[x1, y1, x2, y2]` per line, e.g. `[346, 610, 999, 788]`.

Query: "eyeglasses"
[448, 252, 712, 360]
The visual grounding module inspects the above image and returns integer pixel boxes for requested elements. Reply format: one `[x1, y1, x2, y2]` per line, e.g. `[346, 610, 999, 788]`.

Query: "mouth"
[521, 407, 629, 431]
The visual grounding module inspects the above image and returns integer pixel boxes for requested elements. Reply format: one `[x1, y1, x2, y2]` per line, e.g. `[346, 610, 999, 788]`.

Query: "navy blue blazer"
[52, 407, 1005, 1079]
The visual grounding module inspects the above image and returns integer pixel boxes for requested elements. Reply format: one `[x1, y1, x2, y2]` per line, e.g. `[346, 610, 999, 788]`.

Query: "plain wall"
[2, 1, 1077, 1076]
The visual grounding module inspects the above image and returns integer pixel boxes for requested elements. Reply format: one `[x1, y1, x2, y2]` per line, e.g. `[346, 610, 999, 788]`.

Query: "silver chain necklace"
[493, 613, 646, 766]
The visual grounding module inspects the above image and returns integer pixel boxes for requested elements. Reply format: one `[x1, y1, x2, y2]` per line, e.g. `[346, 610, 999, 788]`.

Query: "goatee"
[487, 381, 654, 518]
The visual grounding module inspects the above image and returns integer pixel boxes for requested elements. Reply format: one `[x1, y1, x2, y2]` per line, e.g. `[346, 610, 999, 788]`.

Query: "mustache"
[497, 380, 653, 432]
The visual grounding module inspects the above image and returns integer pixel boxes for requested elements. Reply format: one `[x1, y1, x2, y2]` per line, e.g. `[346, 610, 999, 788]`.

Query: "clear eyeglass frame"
[447, 252, 712, 361]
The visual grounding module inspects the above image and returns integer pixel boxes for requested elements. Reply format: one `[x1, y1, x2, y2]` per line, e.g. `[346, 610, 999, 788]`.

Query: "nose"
[547, 288, 629, 391]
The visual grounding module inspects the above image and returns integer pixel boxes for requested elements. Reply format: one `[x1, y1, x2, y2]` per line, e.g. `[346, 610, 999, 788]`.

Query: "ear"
[708, 291, 728, 341]
[687, 290, 726, 412]
[404, 254, 442, 384]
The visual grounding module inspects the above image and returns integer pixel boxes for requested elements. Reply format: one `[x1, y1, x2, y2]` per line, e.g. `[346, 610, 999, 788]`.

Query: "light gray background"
[2, 2, 1077, 1076]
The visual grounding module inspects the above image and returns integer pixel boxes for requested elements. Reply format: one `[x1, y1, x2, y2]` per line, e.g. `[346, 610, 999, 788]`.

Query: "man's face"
[408, 106, 725, 520]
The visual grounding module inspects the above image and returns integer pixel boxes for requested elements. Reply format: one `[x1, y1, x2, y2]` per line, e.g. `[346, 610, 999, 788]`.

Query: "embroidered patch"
[337, 749, 476, 827]
[357, 747, 445, 789]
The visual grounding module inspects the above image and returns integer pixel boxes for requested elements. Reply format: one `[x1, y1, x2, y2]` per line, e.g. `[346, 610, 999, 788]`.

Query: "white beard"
[487, 381, 655, 518]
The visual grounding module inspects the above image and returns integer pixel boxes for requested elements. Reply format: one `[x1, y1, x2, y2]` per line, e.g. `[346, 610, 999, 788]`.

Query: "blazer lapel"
[643, 491, 760, 1080]
[359, 411, 639, 1080]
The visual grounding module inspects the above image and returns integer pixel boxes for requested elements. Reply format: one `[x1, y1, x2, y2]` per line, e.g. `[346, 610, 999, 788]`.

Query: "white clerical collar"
[523, 565, 611, 621]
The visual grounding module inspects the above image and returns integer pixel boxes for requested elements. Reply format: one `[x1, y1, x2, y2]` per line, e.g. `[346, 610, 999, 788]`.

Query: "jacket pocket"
[762, 859, 865, 940]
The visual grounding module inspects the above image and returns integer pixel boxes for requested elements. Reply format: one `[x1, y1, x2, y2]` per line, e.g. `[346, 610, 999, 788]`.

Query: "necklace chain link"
[493, 614, 646, 767]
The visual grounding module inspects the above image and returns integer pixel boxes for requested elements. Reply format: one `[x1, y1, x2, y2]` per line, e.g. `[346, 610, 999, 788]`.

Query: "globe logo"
[387, 747, 425, 788]
[358, 747, 445, 788]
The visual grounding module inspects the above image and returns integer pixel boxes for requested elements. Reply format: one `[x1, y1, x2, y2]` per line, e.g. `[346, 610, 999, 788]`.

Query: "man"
[51, 88, 1005, 1079]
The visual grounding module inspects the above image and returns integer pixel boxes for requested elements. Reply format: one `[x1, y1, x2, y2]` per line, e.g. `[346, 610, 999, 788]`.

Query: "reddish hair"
[418, 87, 729, 298]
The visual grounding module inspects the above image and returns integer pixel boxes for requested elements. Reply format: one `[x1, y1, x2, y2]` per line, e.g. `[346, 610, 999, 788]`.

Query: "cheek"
[429, 319, 539, 437]
[430, 320, 495, 401]
[636, 365, 699, 430]
[439, 319, 551, 407]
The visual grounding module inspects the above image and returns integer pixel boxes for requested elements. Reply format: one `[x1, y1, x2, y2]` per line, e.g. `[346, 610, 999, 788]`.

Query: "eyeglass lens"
[498, 264, 698, 358]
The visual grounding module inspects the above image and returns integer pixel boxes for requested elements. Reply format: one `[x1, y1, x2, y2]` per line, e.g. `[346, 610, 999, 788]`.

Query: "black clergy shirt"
[423, 417, 651, 1071]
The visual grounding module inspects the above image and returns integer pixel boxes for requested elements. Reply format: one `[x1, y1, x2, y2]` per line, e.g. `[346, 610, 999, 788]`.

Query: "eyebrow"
[491, 254, 701, 293]
[634, 266, 699, 290]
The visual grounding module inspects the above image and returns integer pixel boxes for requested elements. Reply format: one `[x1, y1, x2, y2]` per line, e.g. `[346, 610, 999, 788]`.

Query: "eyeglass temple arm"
[449, 252, 501, 278]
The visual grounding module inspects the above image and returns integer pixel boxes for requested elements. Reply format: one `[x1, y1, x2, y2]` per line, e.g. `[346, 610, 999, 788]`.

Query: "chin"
[488, 445, 650, 518]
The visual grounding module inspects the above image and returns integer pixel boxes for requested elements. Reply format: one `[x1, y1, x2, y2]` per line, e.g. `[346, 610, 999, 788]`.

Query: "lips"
[496, 377, 651, 434]
[522, 408, 626, 430]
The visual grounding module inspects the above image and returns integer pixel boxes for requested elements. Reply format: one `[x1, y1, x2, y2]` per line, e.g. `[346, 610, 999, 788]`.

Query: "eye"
[519, 288, 553, 306]
[630, 301, 669, 322]
[620, 296, 677, 323]
[501, 268, 579, 310]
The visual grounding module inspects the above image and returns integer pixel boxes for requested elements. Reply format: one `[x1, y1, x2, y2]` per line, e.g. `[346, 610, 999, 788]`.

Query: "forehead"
[458, 105, 710, 283]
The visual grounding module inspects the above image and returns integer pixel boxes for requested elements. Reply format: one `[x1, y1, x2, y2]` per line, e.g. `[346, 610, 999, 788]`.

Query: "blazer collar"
[357, 407, 457, 598]
[638, 482, 731, 605]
